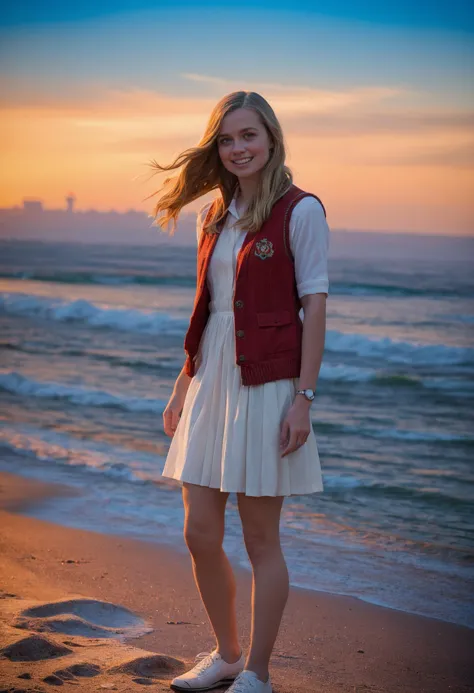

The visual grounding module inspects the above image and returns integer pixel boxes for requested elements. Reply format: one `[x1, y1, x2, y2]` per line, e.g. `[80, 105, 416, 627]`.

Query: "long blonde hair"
[146, 91, 293, 235]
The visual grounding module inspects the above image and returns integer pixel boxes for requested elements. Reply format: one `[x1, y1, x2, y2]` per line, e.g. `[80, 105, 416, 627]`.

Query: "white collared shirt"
[197, 194, 330, 298]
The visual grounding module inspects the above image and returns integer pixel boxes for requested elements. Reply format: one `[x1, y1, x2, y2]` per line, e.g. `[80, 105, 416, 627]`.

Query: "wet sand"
[0, 470, 473, 692]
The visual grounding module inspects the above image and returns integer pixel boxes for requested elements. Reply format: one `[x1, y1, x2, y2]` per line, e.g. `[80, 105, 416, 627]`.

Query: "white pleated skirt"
[162, 308, 324, 497]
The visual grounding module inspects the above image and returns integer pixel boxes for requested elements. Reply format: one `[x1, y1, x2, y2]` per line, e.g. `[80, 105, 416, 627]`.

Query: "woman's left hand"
[280, 398, 312, 458]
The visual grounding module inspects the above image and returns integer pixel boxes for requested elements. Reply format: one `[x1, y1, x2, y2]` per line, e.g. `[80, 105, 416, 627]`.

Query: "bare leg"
[237, 493, 288, 683]
[182, 482, 242, 663]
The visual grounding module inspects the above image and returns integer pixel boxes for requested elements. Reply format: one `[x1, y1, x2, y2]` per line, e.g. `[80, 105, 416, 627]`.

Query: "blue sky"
[3, 0, 474, 32]
[2, 5, 473, 106]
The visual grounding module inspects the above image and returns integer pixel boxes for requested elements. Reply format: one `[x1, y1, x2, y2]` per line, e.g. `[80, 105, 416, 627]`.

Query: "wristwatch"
[296, 388, 315, 402]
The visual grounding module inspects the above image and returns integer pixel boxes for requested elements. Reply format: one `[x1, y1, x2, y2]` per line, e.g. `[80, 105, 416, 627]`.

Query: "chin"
[237, 164, 265, 178]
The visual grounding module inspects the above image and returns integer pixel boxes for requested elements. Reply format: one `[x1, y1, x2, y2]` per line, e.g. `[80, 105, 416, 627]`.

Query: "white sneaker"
[226, 670, 272, 693]
[170, 649, 245, 691]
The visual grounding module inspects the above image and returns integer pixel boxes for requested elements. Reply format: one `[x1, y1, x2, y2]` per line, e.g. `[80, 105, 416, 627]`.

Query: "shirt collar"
[225, 188, 240, 220]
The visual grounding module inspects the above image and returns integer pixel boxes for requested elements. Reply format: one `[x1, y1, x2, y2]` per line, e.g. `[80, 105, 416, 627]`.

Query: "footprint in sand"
[54, 662, 101, 678]
[13, 598, 151, 639]
[109, 653, 185, 679]
[1, 633, 73, 661]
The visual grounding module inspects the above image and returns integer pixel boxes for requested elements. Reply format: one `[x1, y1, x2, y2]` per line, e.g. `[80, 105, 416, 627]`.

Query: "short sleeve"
[196, 201, 213, 244]
[289, 196, 330, 298]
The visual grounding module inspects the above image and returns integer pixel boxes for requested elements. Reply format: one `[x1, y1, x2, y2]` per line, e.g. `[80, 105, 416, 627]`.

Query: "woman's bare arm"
[280, 292, 326, 457]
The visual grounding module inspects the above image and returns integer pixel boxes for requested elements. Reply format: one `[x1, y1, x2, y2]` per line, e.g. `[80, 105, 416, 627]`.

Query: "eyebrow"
[218, 127, 258, 137]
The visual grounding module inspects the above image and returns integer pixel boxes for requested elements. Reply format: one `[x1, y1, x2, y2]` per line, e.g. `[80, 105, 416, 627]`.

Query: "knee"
[184, 521, 223, 557]
[243, 530, 280, 564]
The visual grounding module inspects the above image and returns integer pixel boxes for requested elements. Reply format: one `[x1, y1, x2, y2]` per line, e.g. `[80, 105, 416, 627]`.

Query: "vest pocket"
[257, 310, 292, 327]
[256, 310, 298, 356]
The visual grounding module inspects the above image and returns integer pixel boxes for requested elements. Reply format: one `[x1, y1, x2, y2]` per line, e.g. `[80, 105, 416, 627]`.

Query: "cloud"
[181, 73, 230, 87]
[101, 135, 200, 154]
[367, 143, 474, 168]
[2, 80, 472, 180]
[180, 72, 404, 113]
[283, 110, 474, 137]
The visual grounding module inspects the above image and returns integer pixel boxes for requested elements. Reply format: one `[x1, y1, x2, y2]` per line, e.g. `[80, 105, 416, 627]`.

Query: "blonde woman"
[150, 91, 330, 693]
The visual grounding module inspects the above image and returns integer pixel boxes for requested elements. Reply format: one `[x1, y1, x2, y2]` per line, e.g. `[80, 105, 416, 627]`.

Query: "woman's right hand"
[162, 369, 192, 438]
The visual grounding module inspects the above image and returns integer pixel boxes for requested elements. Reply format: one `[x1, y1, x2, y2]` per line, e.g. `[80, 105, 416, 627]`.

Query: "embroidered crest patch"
[254, 238, 274, 260]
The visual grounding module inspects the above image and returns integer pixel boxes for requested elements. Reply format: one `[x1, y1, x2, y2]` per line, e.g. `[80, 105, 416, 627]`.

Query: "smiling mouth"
[233, 157, 253, 165]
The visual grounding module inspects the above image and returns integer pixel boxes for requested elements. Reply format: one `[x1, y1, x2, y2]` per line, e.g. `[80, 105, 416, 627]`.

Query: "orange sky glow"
[2, 84, 472, 236]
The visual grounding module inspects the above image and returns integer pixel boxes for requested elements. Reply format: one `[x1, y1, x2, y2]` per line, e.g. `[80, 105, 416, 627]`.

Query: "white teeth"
[234, 157, 252, 164]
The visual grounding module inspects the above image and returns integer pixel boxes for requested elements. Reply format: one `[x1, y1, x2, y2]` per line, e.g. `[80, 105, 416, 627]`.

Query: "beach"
[1, 470, 473, 693]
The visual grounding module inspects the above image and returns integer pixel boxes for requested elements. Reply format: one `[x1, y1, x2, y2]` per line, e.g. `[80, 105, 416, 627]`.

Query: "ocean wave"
[331, 282, 473, 298]
[3, 423, 468, 509]
[350, 426, 473, 445]
[318, 363, 373, 381]
[2, 291, 473, 367]
[0, 371, 167, 414]
[0, 366, 428, 410]
[0, 342, 186, 373]
[2, 270, 472, 298]
[322, 474, 473, 507]
[447, 314, 474, 325]
[0, 270, 196, 288]
[325, 330, 474, 366]
[62, 350, 185, 373]
[1, 370, 470, 452]
[318, 366, 468, 392]
[0, 427, 166, 486]
[315, 420, 473, 445]
[0, 292, 188, 336]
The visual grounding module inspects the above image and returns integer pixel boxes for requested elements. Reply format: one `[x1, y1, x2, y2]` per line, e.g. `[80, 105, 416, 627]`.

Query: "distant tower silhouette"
[66, 193, 76, 213]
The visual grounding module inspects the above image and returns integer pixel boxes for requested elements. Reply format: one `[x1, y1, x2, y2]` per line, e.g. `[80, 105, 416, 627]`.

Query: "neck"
[236, 176, 260, 206]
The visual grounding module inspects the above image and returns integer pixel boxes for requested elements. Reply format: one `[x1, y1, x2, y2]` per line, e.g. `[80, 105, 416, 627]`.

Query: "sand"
[0, 470, 473, 693]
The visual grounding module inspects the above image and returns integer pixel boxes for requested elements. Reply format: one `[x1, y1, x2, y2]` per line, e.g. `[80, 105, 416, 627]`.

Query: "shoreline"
[3, 454, 472, 631]
[0, 470, 473, 692]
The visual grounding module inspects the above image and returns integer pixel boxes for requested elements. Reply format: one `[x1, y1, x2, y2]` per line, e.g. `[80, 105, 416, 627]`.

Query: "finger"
[296, 434, 308, 448]
[171, 409, 178, 426]
[163, 409, 177, 437]
[281, 430, 299, 458]
[280, 420, 290, 448]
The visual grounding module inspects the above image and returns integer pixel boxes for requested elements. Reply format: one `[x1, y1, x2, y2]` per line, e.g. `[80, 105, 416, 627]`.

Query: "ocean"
[1, 237, 473, 629]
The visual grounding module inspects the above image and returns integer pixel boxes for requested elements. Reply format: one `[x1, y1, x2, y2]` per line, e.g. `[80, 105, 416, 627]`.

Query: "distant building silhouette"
[0, 194, 196, 245]
[0, 195, 469, 259]
[23, 199, 43, 214]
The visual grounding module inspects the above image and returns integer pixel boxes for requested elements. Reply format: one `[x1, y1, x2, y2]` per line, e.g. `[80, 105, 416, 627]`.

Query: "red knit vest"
[184, 184, 326, 386]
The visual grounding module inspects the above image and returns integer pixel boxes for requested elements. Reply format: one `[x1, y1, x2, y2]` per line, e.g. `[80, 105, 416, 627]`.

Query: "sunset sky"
[1, 1, 473, 235]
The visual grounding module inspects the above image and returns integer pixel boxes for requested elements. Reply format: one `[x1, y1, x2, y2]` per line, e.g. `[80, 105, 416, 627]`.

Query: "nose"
[231, 139, 246, 155]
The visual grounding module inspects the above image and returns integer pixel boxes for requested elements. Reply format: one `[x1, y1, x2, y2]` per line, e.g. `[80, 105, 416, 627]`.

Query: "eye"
[244, 132, 255, 139]
[219, 137, 231, 145]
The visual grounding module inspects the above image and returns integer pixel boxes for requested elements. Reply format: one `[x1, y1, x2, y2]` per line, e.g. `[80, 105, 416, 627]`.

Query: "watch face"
[305, 389, 315, 400]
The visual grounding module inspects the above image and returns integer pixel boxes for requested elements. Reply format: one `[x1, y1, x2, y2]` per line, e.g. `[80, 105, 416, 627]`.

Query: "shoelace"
[192, 651, 218, 673]
[230, 671, 262, 692]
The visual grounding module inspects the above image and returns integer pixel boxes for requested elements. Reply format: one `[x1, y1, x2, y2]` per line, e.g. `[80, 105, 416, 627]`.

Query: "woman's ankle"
[245, 664, 270, 683]
[217, 646, 242, 664]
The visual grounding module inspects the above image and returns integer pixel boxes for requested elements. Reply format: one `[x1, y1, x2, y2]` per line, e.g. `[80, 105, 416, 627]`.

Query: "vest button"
[235, 300, 244, 308]
[236, 330, 245, 338]
[238, 354, 246, 362]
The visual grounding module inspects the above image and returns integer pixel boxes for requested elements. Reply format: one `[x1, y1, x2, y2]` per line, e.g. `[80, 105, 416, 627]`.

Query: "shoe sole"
[170, 677, 237, 691]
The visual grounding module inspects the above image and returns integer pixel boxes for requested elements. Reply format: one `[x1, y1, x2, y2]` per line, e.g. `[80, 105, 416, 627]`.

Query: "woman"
[150, 91, 329, 693]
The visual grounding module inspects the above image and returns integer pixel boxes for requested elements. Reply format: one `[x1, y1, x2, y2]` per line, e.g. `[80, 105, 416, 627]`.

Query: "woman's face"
[217, 108, 272, 182]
